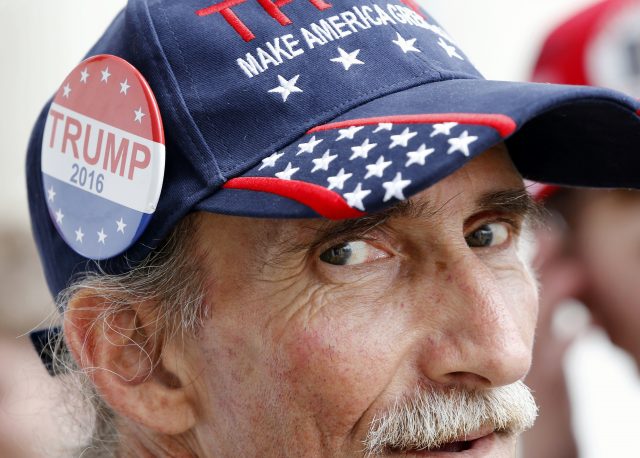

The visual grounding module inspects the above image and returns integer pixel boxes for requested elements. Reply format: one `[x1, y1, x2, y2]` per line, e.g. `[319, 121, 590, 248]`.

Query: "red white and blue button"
[40, 54, 165, 260]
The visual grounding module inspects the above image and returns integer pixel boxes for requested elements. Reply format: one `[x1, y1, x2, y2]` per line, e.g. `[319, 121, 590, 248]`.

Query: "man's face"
[185, 146, 539, 457]
[573, 191, 640, 365]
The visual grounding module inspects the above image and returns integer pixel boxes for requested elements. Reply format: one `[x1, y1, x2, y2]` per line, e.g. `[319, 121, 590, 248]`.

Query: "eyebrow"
[308, 187, 542, 246]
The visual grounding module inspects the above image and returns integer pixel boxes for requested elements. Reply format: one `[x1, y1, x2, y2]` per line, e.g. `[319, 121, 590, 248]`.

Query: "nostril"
[443, 371, 492, 388]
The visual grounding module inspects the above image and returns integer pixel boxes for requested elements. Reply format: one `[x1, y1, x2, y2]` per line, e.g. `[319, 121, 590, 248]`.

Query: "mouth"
[386, 428, 496, 456]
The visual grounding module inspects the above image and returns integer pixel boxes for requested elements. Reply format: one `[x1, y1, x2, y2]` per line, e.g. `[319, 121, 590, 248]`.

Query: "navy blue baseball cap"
[27, 0, 640, 301]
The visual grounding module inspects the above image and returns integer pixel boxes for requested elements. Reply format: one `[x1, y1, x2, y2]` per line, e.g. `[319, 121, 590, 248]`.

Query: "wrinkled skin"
[67, 146, 540, 457]
[181, 147, 538, 457]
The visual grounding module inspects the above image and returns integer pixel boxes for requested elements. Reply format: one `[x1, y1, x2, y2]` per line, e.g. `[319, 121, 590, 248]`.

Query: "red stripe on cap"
[308, 114, 517, 138]
[223, 177, 365, 219]
[399, 0, 426, 18]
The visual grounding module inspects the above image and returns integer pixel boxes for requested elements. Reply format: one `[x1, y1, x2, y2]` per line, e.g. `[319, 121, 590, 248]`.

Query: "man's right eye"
[318, 241, 389, 266]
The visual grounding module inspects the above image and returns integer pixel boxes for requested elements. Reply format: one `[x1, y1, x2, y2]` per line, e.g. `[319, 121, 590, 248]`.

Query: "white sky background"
[1, 1, 639, 456]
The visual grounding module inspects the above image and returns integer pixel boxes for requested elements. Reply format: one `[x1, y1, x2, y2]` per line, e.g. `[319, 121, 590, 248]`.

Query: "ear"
[63, 289, 198, 435]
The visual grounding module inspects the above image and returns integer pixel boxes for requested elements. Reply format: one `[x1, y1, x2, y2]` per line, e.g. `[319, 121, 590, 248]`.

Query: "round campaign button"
[40, 54, 165, 260]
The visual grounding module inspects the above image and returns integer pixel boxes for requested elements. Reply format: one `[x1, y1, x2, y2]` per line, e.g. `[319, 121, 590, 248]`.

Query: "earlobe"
[63, 290, 198, 436]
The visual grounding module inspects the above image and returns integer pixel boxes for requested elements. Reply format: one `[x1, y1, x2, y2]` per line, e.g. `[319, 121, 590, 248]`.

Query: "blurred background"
[0, 0, 639, 456]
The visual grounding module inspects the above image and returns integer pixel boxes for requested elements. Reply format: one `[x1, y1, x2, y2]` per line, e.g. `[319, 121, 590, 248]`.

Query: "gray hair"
[364, 381, 538, 455]
[47, 214, 207, 457]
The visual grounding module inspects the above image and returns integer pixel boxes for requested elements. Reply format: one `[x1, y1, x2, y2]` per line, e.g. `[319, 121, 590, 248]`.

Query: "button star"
[438, 37, 463, 60]
[350, 138, 377, 160]
[75, 227, 84, 243]
[297, 135, 323, 155]
[97, 228, 108, 244]
[47, 186, 56, 203]
[268, 74, 303, 102]
[392, 33, 420, 53]
[120, 79, 131, 95]
[405, 144, 435, 167]
[382, 172, 412, 202]
[336, 125, 364, 141]
[344, 183, 371, 211]
[330, 47, 364, 71]
[327, 168, 353, 190]
[116, 217, 127, 234]
[311, 149, 337, 173]
[373, 122, 393, 133]
[389, 127, 418, 149]
[431, 122, 458, 137]
[365, 155, 392, 179]
[134, 107, 146, 123]
[62, 83, 71, 98]
[100, 67, 111, 83]
[275, 162, 300, 180]
[447, 130, 478, 157]
[259, 151, 285, 170]
[55, 208, 64, 225]
[80, 68, 90, 83]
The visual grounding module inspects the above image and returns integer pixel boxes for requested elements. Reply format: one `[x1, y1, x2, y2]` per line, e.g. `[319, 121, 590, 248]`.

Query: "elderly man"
[26, 0, 640, 456]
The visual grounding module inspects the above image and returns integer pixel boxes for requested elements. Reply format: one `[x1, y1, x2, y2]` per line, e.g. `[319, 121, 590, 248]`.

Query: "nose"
[417, 251, 535, 389]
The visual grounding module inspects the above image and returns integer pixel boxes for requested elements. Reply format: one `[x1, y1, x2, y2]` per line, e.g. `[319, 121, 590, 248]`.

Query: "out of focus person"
[522, 1, 640, 457]
[0, 228, 83, 457]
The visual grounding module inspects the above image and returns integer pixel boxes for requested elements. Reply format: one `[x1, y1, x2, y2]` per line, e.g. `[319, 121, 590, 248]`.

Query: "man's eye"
[465, 222, 510, 248]
[319, 241, 388, 266]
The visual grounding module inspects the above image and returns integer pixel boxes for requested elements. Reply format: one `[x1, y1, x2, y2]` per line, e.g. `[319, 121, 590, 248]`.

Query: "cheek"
[494, 263, 539, 343]
[274, 286, 411, 435]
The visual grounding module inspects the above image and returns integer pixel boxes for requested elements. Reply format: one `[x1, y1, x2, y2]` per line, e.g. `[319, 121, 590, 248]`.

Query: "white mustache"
[363, 381, 538, 455]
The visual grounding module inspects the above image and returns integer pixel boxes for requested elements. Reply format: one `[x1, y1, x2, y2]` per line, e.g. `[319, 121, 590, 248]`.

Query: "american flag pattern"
[224, 118, 504, 219]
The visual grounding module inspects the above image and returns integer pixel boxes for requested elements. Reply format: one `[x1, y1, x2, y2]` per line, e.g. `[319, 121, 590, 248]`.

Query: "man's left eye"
[465, 222, 510, 248]
[319, 241, 389, 266]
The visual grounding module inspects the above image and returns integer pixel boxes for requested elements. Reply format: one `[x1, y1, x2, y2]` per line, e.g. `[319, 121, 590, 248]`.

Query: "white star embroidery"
[75, 227, 84, 243]
[365, 155, 392, 179]
[437, 37, 463, 60]
[373, 122, 393, 133]
[54, 208, 64, 225]
[382, 172, 412, 202]
[275, 162, 300, 180]
[311, 149, 337, 173]
[447, 130, 478, 157]
[120, 79, 131, 95]
[80, 68, 90, 83]
[349, 138, 377, 160]
[392, 33, 420, 53]
[389, 127, 418, 149]
[47, 186, 56, 203]
[344, 183, 371, 211]
[134, 107, 146, 123]
[336, 125, 364, 141]
[405, 144, 435, 167]
[62, 83, 71, 98]
[296, 136, 323, 155]
[97, 228, 108, 244]
[330, 47, 364, 71]
[327, 168, 353, 190]
[100, 67, 111, 83]
[259, 151, 284, 170]
[116, 218, 127, 234]
[431, 122, 458, 137]
[268, 74, 303, 102]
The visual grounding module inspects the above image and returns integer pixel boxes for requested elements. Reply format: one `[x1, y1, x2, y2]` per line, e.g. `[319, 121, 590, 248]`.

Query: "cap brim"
[196, 79, 640, 219]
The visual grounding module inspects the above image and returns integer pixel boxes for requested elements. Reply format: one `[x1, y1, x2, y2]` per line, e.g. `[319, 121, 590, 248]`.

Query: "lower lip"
[393, 432, 498, 457]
